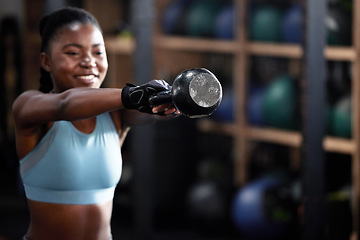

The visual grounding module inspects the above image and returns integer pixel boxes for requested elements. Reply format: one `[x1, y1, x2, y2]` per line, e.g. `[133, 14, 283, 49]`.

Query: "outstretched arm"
[12, 87, 123, 129]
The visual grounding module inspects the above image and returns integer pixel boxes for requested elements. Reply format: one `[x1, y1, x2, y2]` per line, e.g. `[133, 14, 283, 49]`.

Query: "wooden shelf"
[197, 120, 354, 154]
[153, 35, 240, 53]
[325, 46, 357, 61]
[196, 119, 237, 136]
[247, 42, 303, 58]
[154, 36, 356, 61]
[323, 136, 355, 154]
[247, 42, 355, 61]
[104, 37, 135, 55]
[245, 126, 302, 147]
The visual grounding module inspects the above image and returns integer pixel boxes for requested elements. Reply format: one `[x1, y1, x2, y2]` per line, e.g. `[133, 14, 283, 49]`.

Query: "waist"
[25, 199, 113, 240]
[24, 185, 116, 205]
[23, 237, 113, 240]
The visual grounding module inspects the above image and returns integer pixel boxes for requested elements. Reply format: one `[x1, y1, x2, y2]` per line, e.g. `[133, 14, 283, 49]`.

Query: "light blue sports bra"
[20, 112, 122, 205]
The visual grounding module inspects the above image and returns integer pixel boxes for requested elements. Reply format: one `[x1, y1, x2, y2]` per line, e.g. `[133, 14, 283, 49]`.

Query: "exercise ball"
[326, 7, 352, 46]
[262, 75, 296, 129]
[162, 0, 191, 35]
[186, 180, 228, 228]
[186, 0, 222, 37]
[281, 4, 302, 43]
[214, 4, 235, 39]
[247, 85, 265, 126]
[211, 90, 234, 122]
[332, 95, 352, 138]
[232, 177, 295, 239]
[250, 5, 283, 42]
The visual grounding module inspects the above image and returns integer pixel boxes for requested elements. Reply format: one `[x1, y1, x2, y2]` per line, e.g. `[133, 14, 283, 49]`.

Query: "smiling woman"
[12, 7, 180, 240]
[40, 21, 108, 91]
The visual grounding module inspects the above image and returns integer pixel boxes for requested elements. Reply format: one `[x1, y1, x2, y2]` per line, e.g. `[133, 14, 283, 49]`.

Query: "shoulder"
[16, 89, 44, 99]
[13, 90, 41, 116]
[13, 90, 44, 109]
[12, 89, 55, 133]
[12, 90, 47, 122]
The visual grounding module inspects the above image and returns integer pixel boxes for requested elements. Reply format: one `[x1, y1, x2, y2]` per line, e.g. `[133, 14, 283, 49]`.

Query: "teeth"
[77, 75, 96, 80]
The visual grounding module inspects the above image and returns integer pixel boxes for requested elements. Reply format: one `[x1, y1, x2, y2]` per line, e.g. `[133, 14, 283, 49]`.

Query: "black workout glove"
[121, 80, 171, 114]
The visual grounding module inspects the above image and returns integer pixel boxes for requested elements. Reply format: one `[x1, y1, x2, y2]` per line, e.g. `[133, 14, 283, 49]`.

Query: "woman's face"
[41, 23, 108, 92]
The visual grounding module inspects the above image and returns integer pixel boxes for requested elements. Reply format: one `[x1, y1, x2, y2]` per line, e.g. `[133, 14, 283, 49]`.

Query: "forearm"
[59, 87, 124, 120]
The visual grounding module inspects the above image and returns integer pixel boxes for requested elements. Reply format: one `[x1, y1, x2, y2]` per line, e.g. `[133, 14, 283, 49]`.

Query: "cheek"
[52, 57, 76, 74]
[99, 58, 109, 74]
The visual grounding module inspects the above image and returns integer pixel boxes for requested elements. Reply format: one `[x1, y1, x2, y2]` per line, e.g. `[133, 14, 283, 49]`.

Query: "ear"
[40, 52, 51, 72]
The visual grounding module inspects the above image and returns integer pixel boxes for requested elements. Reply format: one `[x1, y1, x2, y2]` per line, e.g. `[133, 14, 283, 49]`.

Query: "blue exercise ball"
[162, 0, 192, 35]
[211, 90, 234, 122]
[232, 177, 294, 239]
[282, 4, 302, 43]
[214, 4, 235, 39]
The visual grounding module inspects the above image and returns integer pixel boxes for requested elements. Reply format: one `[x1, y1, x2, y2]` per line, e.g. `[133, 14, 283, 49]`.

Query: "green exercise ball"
[250, 5, 283, 42]
[332, 95, 352, 138]
[262, 75, 296, 129]
[325, 105, 335, 135]
[186, 0, 222, 37]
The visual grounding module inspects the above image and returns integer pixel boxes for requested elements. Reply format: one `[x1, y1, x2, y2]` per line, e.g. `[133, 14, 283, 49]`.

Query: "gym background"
[0, 0, 356, 240]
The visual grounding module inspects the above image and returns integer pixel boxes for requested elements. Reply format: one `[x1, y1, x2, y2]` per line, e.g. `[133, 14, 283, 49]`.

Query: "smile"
[76, 74, 99, 83]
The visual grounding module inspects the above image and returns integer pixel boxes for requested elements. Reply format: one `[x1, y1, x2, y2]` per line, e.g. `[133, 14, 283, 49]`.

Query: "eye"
[65, 52, 79, 56]
[93, 45, 106, 56]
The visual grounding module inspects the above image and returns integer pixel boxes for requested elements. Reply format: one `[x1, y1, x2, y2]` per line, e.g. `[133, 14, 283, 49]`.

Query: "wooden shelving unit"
[153, 0, 360, 238]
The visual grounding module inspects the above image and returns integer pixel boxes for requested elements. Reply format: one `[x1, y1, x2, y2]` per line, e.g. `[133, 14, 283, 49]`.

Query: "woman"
[13, 7, 179, 240]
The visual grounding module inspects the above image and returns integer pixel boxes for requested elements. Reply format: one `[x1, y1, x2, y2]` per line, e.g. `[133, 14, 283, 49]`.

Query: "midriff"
[25, 199, 113, 240]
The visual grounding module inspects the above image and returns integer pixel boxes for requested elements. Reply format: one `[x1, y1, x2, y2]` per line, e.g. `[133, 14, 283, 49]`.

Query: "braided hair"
[38, 7, 101, 93]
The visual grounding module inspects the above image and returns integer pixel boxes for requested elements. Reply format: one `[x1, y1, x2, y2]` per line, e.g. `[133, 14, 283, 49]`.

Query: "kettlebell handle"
[148, 90, 172, 106]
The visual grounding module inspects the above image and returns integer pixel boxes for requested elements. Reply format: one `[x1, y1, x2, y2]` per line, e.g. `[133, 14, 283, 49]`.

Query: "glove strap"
[121, 84, 137, 110]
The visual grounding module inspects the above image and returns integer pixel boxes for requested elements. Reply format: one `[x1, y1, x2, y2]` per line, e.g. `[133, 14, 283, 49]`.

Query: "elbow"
[56, 89, 76, 120]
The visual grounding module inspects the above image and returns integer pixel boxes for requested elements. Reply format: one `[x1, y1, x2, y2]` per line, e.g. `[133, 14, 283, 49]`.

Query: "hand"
[153, 103, 181, 117]
[121, 80, 171, 114]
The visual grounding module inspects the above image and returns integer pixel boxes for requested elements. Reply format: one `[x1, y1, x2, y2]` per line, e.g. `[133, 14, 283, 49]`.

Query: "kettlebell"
[149, 68, 223, 118]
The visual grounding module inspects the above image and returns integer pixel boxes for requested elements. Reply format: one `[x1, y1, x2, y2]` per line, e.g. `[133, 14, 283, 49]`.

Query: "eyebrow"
[62, 43, 104, 49]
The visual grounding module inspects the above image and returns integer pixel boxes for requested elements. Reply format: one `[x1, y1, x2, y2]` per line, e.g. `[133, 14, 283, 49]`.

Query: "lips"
[75, 74, 99, 84]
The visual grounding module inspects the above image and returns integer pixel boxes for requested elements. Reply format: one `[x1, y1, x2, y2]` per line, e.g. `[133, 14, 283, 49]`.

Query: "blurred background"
[0, 0, 357, 239]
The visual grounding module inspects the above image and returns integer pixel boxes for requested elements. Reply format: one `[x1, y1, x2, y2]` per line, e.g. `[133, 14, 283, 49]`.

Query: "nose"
[80, 56, 96, 68]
